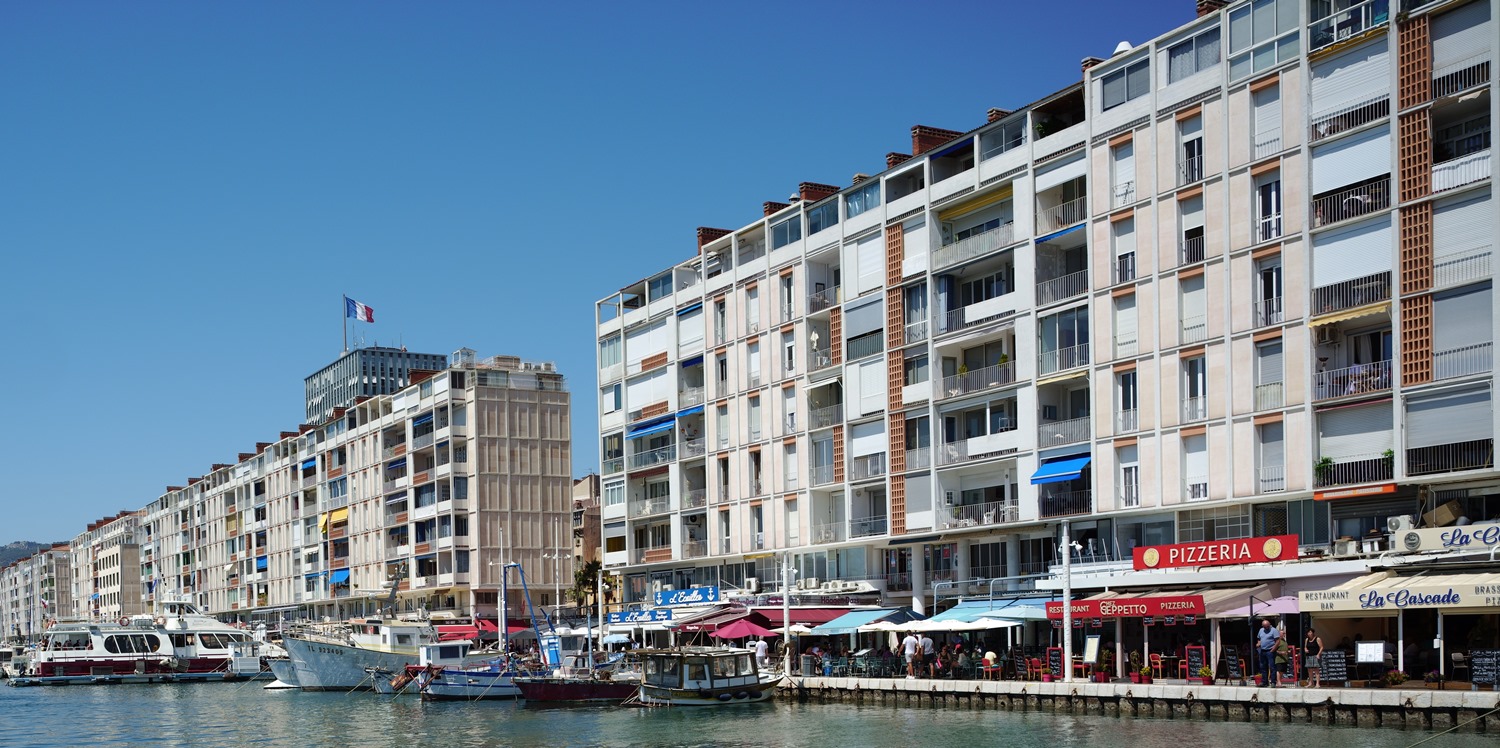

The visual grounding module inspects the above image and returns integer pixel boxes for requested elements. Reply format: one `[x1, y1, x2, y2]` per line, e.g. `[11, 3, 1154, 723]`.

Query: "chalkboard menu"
[1223, 646, 1243, 680]
[1471, 649, 1499, 685]
[1013, 648, 1027, 678]
[1185, 645, 1206, 678]
[1320, 650, 1349, 683]
[1048, 646, 1063, 677]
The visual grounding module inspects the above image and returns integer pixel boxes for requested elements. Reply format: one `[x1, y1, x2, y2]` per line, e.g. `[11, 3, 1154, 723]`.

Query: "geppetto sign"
[1046, 594, 1206, 620]
[1132, 534, 1298, 571]
[1300, 583, 1500, 612]
[1396, 522, 1500, 553]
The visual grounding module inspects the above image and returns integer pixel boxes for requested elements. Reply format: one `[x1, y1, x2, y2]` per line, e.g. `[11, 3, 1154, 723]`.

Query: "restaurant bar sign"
[1132, 534, 1297, 571]
[1300, 583, 1500, 612]
[606, 608, 673, 624]
[654, 585, 721, 607]
[1046, 594, 1206, 620]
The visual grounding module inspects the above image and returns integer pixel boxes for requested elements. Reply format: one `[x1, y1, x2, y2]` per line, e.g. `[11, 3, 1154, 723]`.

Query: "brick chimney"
[798, 182, 840, 203]
[280, 431, 297, 440]
[886, 152, 912, 168]
[987, 108, 1011, 123]
[763, 201, 790, 217]
[696, 227, 731, 249]
[212, 464, 229, 471]
[1196, 0, 1228, 16]
[911, 125, 965, 156]
[238, 453, 254, 462]
[851, 173, 871, 185]
[1081, 56, 1105, 73]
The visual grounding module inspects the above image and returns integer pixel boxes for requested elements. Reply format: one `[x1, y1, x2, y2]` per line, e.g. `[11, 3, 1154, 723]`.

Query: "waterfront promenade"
[785, 675, 1500, 731]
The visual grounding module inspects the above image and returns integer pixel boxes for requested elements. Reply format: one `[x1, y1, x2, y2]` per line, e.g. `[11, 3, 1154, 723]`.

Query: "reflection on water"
[1, 683, 1493, 748]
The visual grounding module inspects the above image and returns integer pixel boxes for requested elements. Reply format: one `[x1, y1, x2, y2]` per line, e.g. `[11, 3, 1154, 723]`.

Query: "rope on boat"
[1402, 703, 1500, 748]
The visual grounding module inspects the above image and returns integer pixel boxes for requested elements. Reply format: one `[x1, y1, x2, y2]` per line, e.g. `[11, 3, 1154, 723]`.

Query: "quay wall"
[780, 677, 1500, 732]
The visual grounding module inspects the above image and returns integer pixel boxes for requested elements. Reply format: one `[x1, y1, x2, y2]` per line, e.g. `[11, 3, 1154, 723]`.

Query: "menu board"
[1013, 648, 1028, 677]
[1185, 645, 1206, 677]
[1084, 635, 1101, 665]
[1471, 649, 1499, 685]
[1223, 646, 1243, 680]
[1320, 649, 1348, 683]
[1356, 641, 1386, 664]
[1048, 646, 1063, 677]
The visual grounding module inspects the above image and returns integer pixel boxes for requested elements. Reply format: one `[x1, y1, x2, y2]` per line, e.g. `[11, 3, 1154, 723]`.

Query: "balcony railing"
[1038, 416, 1090, 446]
[849, 515, 888, 538]
[1312, 177, 1390, 228]
[932, 222, 1016, 271]
[809, 347, 834, 372]
[1038, 342, 1089, 376]
[627, 444, 676, 470]
[1253, 129, 1283, 161]
[1433, 56, 1490, 98]
[1311, 271, 1390, 316]
[1178, 236, 1205, 266]
[808, 287, 838, 313]
[682, 540, 707, 559]
[1037, 195, 1088, 232]
[1036, 269, 1089, 306]
[1120, 482, 1140, 508]
[1112, 181, 1136, 208]
[849, 453, 887, 481]
[1181, 396, 1207, 422]
[904, 320, 929, 344]
[1315, 453, 1394, 487]
[718, 537, 733, 555]
[1255, 296, 1283, 327]
[1309, 0, 1390, 52]
[885, 572, 912, 592]
[1433, 149, 1492, 193]
[1309, 95, 1390, 144]
[1114, 336, 1137, 358]
[809, 403, 842, 429]
[1407, 439, 1494, 477]
[1434, 248, 1491, 289]
[1039, 490, 1092, 519]
[812, 521, 846, 545]
[847, 334, 883, 361]
[679, 387, 705, 408]
[945, 500, 1018, 528]
[1314, 359, 1391, 400]
[939, 362, 1016, 399]
[939, 297, 1014, 334]
[780, 303, 796, 323]
[1180, 314, 1207, 344]
[1113, 253, 1136, 285]
[1177, 154, 1203, 185]
[628, 496, 670, 518]
[1257, 465, 1286, 494]
[811, 464, 836, 487]
[1434, 342, 1493, 381]
[1116, 409, 1138, 433]
[681, 437, 707, 459]
[1184, 477, 1209, 500]
[1255, 382, 1285, 410]
[633, 545, 673, 564]
[602, 457, 623, 475]
[907, 447, 931, 470]
[682, 489, 707, 509]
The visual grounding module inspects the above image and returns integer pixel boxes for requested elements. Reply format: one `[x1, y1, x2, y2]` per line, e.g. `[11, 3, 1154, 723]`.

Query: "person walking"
[920, 632, 936, 678]
[1256, 619, 1281, 687]
[754, 637, 770, 669]
[901, 631, 919, 679]
[1303, 628, 1324, 688]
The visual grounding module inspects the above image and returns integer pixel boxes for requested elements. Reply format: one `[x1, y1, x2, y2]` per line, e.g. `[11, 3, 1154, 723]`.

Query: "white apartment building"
[595, 0, 1498, 611]
[69, 512, 143, 622]
[1, 546, 72, 641]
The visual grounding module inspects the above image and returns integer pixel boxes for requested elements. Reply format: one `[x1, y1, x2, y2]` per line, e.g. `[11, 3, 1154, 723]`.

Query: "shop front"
[1046, 593, 1207, 679]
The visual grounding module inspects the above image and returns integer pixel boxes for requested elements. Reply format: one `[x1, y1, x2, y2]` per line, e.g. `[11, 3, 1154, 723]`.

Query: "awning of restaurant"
[1198, 584, 1274, 619]
[670, 605, 751, 633]
[1048, 590, 1206, 619]
[752, 607, 853, 627]
[436, 624, 479, 642]
[812, 608, 920, 636]
[1302, 570, 1500, 615]
[1030, 455, 1092, 485]
[930, 597, 1052, 622]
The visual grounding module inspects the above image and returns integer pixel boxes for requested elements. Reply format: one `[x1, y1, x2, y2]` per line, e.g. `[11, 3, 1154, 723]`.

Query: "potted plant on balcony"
[1197, 666, 1215, 686]
[1315, 457, 1335, 483]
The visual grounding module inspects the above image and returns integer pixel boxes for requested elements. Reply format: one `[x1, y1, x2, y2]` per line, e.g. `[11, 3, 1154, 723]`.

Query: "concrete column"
[910, 547, 926, 616]
[954, 539, 970, 595]
[1005, 539, 1021, 592]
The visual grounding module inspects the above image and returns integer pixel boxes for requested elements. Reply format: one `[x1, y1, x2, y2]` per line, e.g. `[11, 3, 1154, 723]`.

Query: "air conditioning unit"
[1333, 538, 1359, 557]
[802, 577, 818, 590]
[651, 579, 669, 594]
[744, 577, 759, 593]
[684, 514, 703, 526]
[1315, 327, 1339, 345]
[1387, 515, 1416, 533]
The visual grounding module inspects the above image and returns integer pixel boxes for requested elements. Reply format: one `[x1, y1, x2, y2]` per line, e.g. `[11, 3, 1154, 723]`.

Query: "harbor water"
[1, 682, 1495, 748]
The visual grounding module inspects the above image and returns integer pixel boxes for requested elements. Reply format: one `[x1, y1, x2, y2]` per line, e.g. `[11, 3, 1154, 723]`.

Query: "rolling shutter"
[1432, 283, 1493, 353]
[677, 306, 704, 348]
[858, 359, 885, 415]
[850, 421, 887, 457]
[1406, 386, 1492, 448]
[1432, 0, 1491, 71]
[1259, 422, 1285, 468]
[1256, 341, 1283, 385]
[625, 320, 668, 367]
[1114, 219, 1136, 257]
[1309, 38, 1390, 116]
[844, 297, 884, 339]
[855, 234, 884, 295]
[1112, 142, 1135, 195]
[1114, 295, 1137, 342]
[1252, 85, 1281, 146]
[1311, 215, 1392, 286]
[1433, 193, 1492, 260]
[1183, 434, 1208, 478]
[1311, 125, 1391, 194]
[1317, 404, 1393, 459]
[1180, 275, 1206, 319]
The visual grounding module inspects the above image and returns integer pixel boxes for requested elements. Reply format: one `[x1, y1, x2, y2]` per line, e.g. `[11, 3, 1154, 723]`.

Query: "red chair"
[1026, 657, 1044, 680]
[1149, 653, 1164, 679]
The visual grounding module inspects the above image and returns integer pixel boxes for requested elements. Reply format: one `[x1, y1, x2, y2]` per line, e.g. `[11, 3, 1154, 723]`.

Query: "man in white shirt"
[901, 632, 919, 679]
[754, 638, 769, 669]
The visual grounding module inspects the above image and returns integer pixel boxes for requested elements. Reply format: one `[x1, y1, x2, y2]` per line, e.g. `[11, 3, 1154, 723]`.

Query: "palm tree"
[572, 559, 603, 607]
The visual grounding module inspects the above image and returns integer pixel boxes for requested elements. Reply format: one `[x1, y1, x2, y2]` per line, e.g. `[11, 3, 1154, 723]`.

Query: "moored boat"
[635, 648, 778, 706]
[281, 617, 441, 691]
[514, 652, 638, 703]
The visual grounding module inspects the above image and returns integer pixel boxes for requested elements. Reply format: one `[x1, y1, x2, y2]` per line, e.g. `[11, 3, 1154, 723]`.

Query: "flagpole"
[342, 295, 348, 353]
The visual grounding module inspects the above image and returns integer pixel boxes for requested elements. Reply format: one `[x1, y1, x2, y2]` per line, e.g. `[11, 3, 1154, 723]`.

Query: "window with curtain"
[1166, 26, 1221, 83]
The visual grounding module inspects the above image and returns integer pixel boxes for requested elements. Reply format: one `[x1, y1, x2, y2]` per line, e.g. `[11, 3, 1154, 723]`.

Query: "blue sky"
[0, 0, 1186, 543]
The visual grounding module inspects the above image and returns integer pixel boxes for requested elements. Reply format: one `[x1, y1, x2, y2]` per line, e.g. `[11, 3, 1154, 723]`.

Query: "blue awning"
[1030, 455, 1092, 485]
[1036, 224, 1085, 244]
[412, 412, 434, 426]
[679, 355, 704, 368]
[304, 571, 326, 580]
[931, 138, 973, 159]
[415, 553, 437, 561]
[928, 597, 1052, 622]
[387, 458, 407, 470]
[811, 608, 919, 636]
[255, 556, 268, 571]
[676, 302, 703, 316]
[329, 569, 350, 584]
[677, 405, 705, 418]
[300, 459, 316, 471]
[628, 419, 676, 438]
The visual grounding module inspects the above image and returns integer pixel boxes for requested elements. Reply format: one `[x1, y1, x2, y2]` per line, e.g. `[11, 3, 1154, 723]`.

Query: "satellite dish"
[1113, 41, 1133, 55]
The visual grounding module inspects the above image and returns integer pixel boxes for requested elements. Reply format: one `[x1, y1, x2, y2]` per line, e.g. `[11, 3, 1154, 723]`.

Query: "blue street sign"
[653, 586, 720, 607]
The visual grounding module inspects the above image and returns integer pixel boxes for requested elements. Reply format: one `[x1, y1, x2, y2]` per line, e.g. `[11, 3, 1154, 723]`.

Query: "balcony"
[682, 540, 707, 560]
[1434, 342, 1493, 381]
[1037, 195, 1087, 233]
[1181, 397, 1207, 422]
[1309, 0, 1389, 53]
[812, 522, 846, 545]
[1434, 248, 1491, 289]
[1115, 409, 1138, 433]
[939, 300, 1015, 335]
[1433, 149, 1492, 193]
[1113, 253, 1136, 285]
[808, 347, 834, 373]
[1038, 343, 1089, 377]
[932, 223, 1017, 271]
[1255, 382, 1285, 410]
[1253, 213, 1283, 245]
[682, 489, 707, 509]
[1312, 177, 1390, 228]
[679, 387, 705, 408]
[1433, 56, 1490, 99]
[849, 453, 887, 482]
[907, 447, 931, 470]
[1119, 482, 1140, 508]
[849, 515, 888, 538]
[1178, 236, 1205, 266]
[904, 320, 929, 344]
[811, 464, 836, 487]
[1255, 296, 1283, 327]
[846, 334, 883, 361]
[633, 545, 673, 564]
[602, 457, 624, 475]
[1038, 416, 1090, 447]
[809, 403, 843, 430]
[1180, 314, 1207, 344]
[1112, 181, 1136, 208]
[1258, 465, 1286, 494]
[1039, 489, 1091, 519]
[627, 444, 676, 470]
[1179, 155, 1204, 186]
[1253, 129, 1283, 161]
[885, 572, 912, 592]
[1184, 477, 1209, 501]
[1114, 335, 1137, 358]
[1407, 439, 1494, 477]
[1309, 96, 1390, 144]
[944, 500, 1017, 528]
[1036, 269, 1088, 306]
[808, 287, 838, 314]
[939, 361, 1015, 400]
[1314, 360, 1391, 400]
[1312, 271, 1390, 316]
[681, 437, 707, 459]
[718, 537, 733, 555]
[1315, 453, 1394, 487]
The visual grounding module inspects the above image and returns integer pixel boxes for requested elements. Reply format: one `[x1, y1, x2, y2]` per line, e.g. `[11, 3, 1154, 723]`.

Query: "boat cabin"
[641, 649, 758, 691]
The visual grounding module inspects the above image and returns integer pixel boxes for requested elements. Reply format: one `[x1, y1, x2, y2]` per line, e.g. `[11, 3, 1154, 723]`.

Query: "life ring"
[118, 616, 131, 627]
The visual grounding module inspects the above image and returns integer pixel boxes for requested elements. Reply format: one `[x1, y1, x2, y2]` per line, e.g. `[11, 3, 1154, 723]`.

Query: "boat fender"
[735, 691, 749, 700]
[717, 692, 732, 702]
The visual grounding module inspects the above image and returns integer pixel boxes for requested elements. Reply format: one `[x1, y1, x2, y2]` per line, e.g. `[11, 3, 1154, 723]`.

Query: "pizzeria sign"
[1046, 594, 1205, 620]
[1132, 534, 1297, 571]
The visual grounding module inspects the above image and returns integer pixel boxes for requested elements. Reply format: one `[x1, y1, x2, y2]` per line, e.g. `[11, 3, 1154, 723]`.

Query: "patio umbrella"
[710, 619, 778, 639]
[773, 623, 815, 635]
[1216, 595, 1299, 619]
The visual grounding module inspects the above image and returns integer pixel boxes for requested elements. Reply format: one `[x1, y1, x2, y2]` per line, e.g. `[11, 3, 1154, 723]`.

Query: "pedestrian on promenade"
[920, 632, 936, 678]
[1303, 628, 1323, 688]
[901, 631, 919, 679]
[754, 637, 769, 669]
[1256, 619, 1281, 687]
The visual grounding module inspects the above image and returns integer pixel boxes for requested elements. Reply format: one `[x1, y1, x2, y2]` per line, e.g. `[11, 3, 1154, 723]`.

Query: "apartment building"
[69, 512, 144, 622]
[573, 473, 602, 568]
[139, 349, 573, 621]
[0, 546, 72, 641]
[595, 0, 1498, 611]
[304, 346, 449, 424]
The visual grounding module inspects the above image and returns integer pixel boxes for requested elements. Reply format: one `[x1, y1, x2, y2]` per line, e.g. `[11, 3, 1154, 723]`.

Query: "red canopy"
[709, 619, 777, 639]
[436, 625, 478, 642]
[752, 607, 852, 627]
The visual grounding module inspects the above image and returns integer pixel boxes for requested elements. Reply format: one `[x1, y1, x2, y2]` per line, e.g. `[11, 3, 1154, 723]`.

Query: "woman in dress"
[1303, 628, 1324, 688]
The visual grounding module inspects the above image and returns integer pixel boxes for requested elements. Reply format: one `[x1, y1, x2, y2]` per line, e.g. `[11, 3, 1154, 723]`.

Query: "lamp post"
[1061, 519, 1074, 683]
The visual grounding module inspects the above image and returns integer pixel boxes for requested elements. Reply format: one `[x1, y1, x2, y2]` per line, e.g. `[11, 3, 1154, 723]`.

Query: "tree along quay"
[781, 676, 1500, 731]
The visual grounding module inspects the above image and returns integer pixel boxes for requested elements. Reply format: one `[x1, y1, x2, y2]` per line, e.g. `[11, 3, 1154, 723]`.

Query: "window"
[1252, 83, 1282, 159]
[746, 342, 761, 386]
[1254, 172, 1282, 243]
[1114, 294, 1138, 357]
[1118, 444, 1141, 507]
[599, 335, 622, 370]
[1255, 258, 1283, 326]
[1179, 195, 1205, 264]
[1166, 26, 1221, 83]
[1101, 59, 1150, 111]
[1179, 115, 1203, 185]
[1178, 504, 1250, 542]
[806, 201, 838, 234]
[647, 273, 673, 301]
[1112, 217, 1137, 283]
[1117, 371, 1139, 432]
[771, 215, 801, 249]
[1111, 141, 1135, 206]
[1258, 421, 1285, 492]
[779, 274, 795, 320]
[782, 334, 795, 373]
[601, 383, 621, 414]
[904, 354, 929, 386]
[1255, 340, 1284, 409]
[1183, 356, 1207, 420]
[957, 269, 1012, 306]
[1180, 275, 1206, 343]
[980, 118, 1027, 160]
[1435, 113, 1492, 163]
[845, 181, 881, 218]
[1183, 433, 1209, 499]
[1228, 0, 1299, 81]
[604, 481, 624, 507]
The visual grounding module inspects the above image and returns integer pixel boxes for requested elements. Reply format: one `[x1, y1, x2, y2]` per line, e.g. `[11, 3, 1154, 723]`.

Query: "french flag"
[345, 296, 375, 323]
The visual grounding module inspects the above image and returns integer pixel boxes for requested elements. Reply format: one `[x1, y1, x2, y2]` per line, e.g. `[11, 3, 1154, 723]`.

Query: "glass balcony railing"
[932, 223, 1017, 271]
[1309, 0, 1390, 53]
[849, 515, 888, 538]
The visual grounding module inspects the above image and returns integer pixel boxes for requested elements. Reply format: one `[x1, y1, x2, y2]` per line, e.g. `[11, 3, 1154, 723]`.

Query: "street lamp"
[543, 552, 565, 614]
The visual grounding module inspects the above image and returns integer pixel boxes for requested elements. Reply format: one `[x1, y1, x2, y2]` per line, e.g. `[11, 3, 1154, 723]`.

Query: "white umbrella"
[857, 620, 910, 633]
[773, 624, 814, 635]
